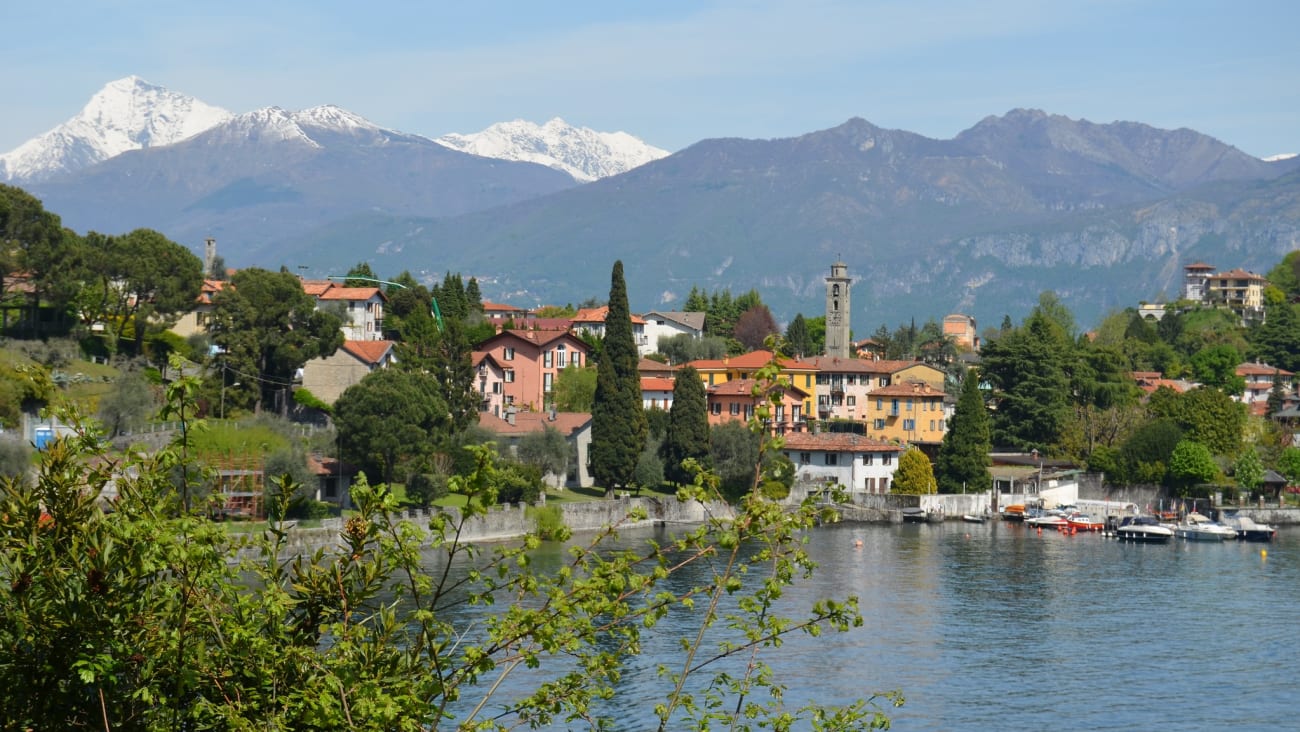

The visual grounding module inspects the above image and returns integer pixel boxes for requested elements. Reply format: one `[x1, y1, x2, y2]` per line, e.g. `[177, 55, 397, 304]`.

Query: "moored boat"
[1113, 515, 1174, 543]
[901, 507, 928, 523]
[962, 513, 988, 524]
[1065, 513, 1105, 532]
[1173, 512, 1236, 542]
[1222, 514, 1277, 542]
[1001, 504, 1026, 522]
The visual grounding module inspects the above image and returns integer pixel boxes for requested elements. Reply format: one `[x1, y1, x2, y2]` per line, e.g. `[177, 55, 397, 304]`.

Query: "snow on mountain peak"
[292, 105, 382, 132]
[0, 76, 231, 182]
[434, 118, 669, 182]
[1262, 152, 1297, 162]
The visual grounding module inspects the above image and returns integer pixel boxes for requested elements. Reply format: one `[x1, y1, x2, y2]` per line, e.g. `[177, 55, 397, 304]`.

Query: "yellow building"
[686, 350, 818, 423]
[863, 381, 948, 446]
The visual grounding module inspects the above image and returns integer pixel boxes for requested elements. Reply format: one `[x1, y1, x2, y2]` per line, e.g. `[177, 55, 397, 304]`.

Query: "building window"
[557, 345, 567, 368]
[879, 377, 888, 387]
[711, 403, 722, 415]
[863, 454, 873, 466]
[876, 398, 883, 411]
[730, 403, 741, 416]
[873, 419, 885, 430]
[504, 369, 515, 383]
[543, 373, 554, 393]
[907, 398, 913, 411]
[880, 477, 890, 492]
[846, 396, 856, 407]
[939, 419, 946, 431]
[930, 420, 935, 431]
[890, 399, 899, 416]
[865, 477, 875, 492]
[744, 405, 754, 420]
[775, 405, 785, 421]
[572, 353, 581, 367]
[800, 452, 811, 463]
[793, 405, 802, 421]
[903, 419, 915, 431]
[825, 453, 838, 466]
[504, 347, 515, 361]
[544, 351, 553, 368]
[883, 454, 892, 465]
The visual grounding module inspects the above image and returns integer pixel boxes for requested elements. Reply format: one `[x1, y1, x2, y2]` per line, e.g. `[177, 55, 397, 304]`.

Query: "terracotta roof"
[869, 381, 946, 398]
[481, 301, 527, 313]
[1208, 268, 1267, 281]
[572, 306, 646, 325]
[318, 286, 384, 302]
[1131, 371, 1162, 380]
[341, 340, 395, 365]
[1139, 378, 1193, 395]
[511, 317, 573, 331]
[300, 279, 335, 296]
[688, 350, 817, 372]
[641, 376, 676, 391]
[782, 432, 902, 453]
[195, 279, 226, 304]
[307, 454, 357, 476]
[472, 352, 504, 370]
[1184, 262, 1216, 271]
[707, 378, 808, 398]
[1236, 362, 1293, 377]
[638, 357, 676, 377]
[480, 410, 592, 437]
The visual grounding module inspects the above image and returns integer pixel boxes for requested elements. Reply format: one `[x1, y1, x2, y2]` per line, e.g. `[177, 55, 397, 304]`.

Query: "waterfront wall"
[246, 494, 735, 558]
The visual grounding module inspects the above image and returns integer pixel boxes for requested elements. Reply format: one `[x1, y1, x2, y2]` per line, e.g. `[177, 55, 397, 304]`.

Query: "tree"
[632, 437, 665, 492]
[1234, 447, 1265, 493]
[334, 368, 447, 484]
[1167, 439, 1218, 490]
[428, 316, 479, 435]
[1190, 344, 1246, 393]
[891, 447, 937, 494]
[1278, 446, 1300, 483]
[981, 308, 1072, 452]
[709, 420, 761, 496]
[934, 368, 991, 493]
[208, 268, 343, 415]
[734, 304, 779, 351]
[517, 425, 569, 482]
[0, 185, 80, 336]
[1249, 300, 1300, 373]
[784, 314, 814, 357]
[97, 371, 157, 437]
[552, 364, 597, 412]
[656, 333, 728, 364]
[0, 433, 31, 481]
[589, 261, 647, 493]
[660, 365, 711, 485]
[344, 261, 378, 287]
[1148, 386, 1245, 457]
[1116, 418, 1183, 485]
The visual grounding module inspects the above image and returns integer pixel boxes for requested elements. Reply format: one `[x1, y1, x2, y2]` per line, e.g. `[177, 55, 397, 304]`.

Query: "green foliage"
[291, 386, 333, 414]
[517, 425, 569, 480]
[892, 447, 937, 495]
[496, 461, 542, 504]
[96, 370, 157, 437]
[1116, 419, 1183, 485]
[1277, 447, 1300, 483]
[335, 368, 448, 485]
[530, 503, 568, 540]
[656, 332, 729, 364]
[981, 307, 1072, 451]
[1148, 386, 1245, 457]
[632, 437, 665, 491]
[709, 421, 761, 498]
[784, 313, 815, 357]
[1266, 250, 1300, 300]
[644, 406, 669, 439]
[0, 352, 894, 731]
[1167, 439, 1219, 490]
[934, 368, 991, 493]
[404, 470, 447, 508]
[661, 365, 712, 485]
[551, 363, 597, 411]
[1249, 300, 1300, 373]
[1234, 447, 1265, 491]
[0, 433, 31, 480]
[733, 304, 780, 351]
[343, 260, 378, 287]
[1190, 344, 1246, 393]
[589, 261, 647, 492]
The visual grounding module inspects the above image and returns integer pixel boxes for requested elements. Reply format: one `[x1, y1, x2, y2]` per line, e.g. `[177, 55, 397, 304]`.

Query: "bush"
[0, 433, 32, 482]
[287, 499, 336, 520]
[405, 471, 448, 508]
[531, 504, 568, 541]
[293, 387, 333, 414]
[497, 462, 542, 505]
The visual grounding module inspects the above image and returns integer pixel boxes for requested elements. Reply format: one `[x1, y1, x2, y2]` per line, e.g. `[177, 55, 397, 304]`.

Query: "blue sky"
[3, 0, 1297, 157]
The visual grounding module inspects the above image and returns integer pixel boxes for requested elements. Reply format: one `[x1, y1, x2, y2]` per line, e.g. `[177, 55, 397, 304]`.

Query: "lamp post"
[220, 371, 240, 420]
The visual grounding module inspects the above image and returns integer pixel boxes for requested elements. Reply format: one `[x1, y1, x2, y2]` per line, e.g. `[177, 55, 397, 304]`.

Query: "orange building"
[863, 381, 948, 445]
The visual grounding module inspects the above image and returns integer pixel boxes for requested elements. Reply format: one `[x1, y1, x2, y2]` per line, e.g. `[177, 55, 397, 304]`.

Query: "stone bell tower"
[824, 260, 851, 358]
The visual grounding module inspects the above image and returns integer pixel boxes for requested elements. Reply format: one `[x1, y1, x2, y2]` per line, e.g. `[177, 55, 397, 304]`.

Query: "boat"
[1065, 513, 1105, 532]
[1112, 515, 1174, 543]
[1000, 504, 1027, 522]
[1173, 512, 1236, 542]
[901, 507, 928, 524]
[1221, 514, 1277, 542]
[1025, 509, 1069, 529]
[962, 513, 988, 524]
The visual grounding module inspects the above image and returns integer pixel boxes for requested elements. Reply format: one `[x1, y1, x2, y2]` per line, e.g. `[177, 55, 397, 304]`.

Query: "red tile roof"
[782, 432, 902, 452]
[688, 350, 817, 372]
[318, 286, 383, 301]
[341, 340, 394, 365]
[1237, 362, 1293, 378]
[1184, 262, 1215, 271]
[480, 411, 593, 437]
[572, 306, 647, 325]
[707, 378, 808, 398]
[300, 279, 335, 296]
[641, 377, 676, 391]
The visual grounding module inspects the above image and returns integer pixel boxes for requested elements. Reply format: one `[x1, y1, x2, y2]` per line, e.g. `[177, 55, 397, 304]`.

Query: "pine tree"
[660, 365, 711, 484]
[934, 368, 992, 493]
[430, 316, 480, 435]
[590, 261, 647, 492]
[784, 314, 814, 358]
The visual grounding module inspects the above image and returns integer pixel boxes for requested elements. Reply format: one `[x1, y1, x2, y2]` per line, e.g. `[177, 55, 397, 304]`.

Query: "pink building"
[474, 329, 592, 412]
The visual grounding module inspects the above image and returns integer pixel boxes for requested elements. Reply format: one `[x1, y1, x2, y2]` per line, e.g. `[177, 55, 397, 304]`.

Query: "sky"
[3, 0, 1298, 158]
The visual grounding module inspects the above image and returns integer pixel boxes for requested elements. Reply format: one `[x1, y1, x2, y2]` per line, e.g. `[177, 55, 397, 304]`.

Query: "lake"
[437, 519, 1299, 730]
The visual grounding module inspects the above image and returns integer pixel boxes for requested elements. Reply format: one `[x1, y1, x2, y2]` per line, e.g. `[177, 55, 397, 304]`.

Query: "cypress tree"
[590, 261, 647, 493]
[661, 365, 711, 484]
[934, 367, 992, 493]
[784, 314, 814, 358]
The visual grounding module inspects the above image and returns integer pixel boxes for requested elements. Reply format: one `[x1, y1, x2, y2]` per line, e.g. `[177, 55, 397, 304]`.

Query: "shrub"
[531, 504, 568, 541]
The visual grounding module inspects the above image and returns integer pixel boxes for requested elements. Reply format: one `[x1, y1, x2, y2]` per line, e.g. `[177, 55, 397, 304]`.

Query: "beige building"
[480, 409, 594, 488]
[300, 340, 396, 404]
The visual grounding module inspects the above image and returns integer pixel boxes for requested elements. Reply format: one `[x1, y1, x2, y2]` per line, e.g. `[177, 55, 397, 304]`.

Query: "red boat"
[1065, 513, 1105, 532]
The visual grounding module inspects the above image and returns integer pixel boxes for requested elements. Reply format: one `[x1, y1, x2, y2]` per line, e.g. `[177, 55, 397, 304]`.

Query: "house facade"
[942, 314, 979, 351]
[706, 379, 808, 433]
[641, 376, 675, 411]
[317, 286, 386, 341]
[863, 381, 948, 445]
[473, 352, 508, 417]
[571, 306, 648, 350]
[782, 432, 903, 499]
[687, 350, 818, 423]
[300, 340, 396, 404]
[639, 311, 705, 356]
[806, 356, 881, 422]
[171, 279, 226, 338]
[1205, 268, 1269, 325]
[474, 329, 592, 412]
[479, 409, 594, 488]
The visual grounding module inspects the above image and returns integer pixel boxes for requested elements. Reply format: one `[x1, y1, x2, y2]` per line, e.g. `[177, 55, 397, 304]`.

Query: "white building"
[316, 286, 386, 341]
[782, 432, 903, 502]
[639, 311, 705, 356]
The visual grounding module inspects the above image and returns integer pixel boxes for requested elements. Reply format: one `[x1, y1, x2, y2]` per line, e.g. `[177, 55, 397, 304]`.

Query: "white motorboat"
[1221, 514, 1277, 542]
[1113, 515, 1174, 543]
[1173, 513, 1236, 542]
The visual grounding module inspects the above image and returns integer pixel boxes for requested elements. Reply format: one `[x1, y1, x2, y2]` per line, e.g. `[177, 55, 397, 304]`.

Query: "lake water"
[438, 519, 1299, 730]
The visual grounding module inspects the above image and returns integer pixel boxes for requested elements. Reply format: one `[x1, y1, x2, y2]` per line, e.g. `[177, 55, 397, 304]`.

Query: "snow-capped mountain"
[1263, 152, 1298, 162]
[434, 118, 669, 182]
[0, 76, 231, 182]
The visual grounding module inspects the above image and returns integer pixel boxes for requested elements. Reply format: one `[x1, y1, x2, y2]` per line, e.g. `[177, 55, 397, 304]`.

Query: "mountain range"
[5, 78, 1300, 328]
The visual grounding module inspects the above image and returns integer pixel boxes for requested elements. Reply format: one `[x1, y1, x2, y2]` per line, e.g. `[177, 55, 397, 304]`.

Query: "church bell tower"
[824, 260, 851, 358]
